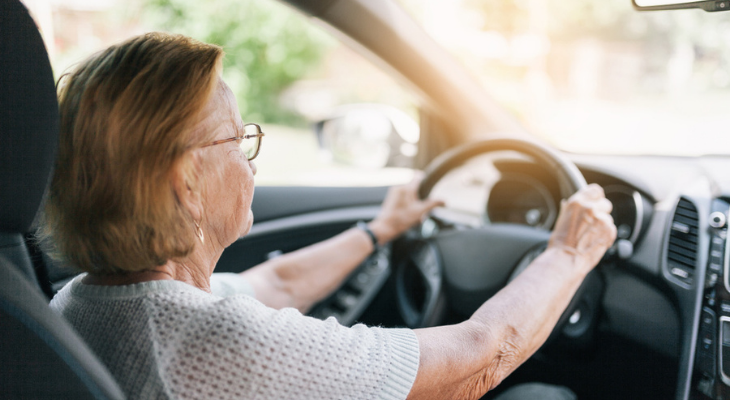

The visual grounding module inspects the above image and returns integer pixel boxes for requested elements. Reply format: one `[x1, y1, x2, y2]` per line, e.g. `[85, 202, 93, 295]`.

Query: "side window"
[254, 40, 421, 187]
[36, 0, 420, 187]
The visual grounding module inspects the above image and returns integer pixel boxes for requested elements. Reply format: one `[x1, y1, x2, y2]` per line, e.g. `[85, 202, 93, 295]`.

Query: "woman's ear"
[170, 155, 203, 223]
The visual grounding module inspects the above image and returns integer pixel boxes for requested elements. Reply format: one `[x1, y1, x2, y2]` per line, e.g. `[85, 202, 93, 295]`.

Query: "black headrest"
[0, 0, 59, 233]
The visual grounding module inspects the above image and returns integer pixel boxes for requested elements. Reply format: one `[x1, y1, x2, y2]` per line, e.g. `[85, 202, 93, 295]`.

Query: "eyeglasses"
[202, 123, 265, 160]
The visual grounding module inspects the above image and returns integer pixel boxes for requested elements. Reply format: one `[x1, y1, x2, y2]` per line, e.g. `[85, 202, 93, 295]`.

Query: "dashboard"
[573, 154, 730, 400]
[303, 152, 730, 400]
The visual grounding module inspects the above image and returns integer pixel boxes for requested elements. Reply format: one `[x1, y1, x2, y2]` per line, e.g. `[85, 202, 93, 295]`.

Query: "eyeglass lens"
[240, 124, 261, 160]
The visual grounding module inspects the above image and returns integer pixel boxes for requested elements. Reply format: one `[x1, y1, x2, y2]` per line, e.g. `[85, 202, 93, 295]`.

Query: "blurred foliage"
[143, 0, 334, 125]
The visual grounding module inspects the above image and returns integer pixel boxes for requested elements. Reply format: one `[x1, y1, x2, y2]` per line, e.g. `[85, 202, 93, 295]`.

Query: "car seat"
[0, 0, 125, 398]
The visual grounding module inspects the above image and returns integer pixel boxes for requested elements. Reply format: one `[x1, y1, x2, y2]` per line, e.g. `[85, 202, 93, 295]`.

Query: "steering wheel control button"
[710, 211, 727, 229]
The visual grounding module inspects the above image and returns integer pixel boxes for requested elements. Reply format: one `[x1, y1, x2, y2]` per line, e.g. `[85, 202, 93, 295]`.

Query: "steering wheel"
[396, 138, 603, 342]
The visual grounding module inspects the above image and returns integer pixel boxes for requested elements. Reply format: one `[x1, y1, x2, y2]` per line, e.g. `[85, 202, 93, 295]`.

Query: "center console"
[692, 199, 730, 400]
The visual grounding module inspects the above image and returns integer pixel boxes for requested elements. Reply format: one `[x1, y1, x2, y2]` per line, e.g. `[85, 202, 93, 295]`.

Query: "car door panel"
[216, 186, 388, 273]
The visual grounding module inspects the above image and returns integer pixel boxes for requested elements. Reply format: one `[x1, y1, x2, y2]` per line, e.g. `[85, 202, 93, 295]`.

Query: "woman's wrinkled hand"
[368, 174, 444, 245]
[548, 184, 617, 271]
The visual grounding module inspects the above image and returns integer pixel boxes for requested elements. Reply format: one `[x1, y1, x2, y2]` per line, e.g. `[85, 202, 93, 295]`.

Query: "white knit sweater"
[50, 273, 420, 400]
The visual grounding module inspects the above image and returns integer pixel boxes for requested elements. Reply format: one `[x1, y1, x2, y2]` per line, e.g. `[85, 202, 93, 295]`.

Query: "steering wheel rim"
[418, 137, 587, 200]
[397, 138, 599, 341]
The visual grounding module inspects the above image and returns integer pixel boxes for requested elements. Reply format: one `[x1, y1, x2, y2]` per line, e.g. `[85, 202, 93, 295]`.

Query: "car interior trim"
[720, 316, 730, 386]
[723, 219, 730, 293]
[676, 193, 713, 400]
[309, 245, 392, 326]
[244, 206, 381, 241]
[604, 185, 645, 244]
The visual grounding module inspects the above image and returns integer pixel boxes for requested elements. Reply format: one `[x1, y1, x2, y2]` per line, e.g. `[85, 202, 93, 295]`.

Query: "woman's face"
[196, 80, 257, 248]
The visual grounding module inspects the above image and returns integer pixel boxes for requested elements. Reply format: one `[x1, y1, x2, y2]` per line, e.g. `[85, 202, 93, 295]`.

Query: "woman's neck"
[82, 252, 219, 293]
[83, 269, 175, 286]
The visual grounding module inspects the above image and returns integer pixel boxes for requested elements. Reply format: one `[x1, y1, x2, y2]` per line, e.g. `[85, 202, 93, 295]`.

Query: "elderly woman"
[43, 33, 616, 400]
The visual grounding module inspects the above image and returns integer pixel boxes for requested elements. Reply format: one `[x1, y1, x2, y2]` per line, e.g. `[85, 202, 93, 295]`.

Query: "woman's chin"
[239, 213, 254, 238]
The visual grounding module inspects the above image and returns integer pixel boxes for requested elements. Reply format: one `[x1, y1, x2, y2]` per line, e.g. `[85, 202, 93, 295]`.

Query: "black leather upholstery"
[0, 1, 125, 399]
[0, 232, 39, 289]
[0, 0, 57, 287]
[0, 255, 125, 400]
[0, 0, 59, 234]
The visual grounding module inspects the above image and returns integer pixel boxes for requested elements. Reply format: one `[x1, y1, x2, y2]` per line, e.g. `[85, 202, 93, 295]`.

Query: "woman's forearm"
[408, 247, 590, 400]
[240, 226, 375, 311]
[240, 179, 443, 311]
[408, 184, 615, 399]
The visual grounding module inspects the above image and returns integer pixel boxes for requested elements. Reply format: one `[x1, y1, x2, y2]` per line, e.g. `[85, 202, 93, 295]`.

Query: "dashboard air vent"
[667, 198, 699, 282]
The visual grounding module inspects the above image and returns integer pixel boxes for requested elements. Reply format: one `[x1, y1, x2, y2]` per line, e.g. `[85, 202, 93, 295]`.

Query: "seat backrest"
[0, 1, 125, 399]
[0, 255, 125, 399]
[0, 0, 55, 288]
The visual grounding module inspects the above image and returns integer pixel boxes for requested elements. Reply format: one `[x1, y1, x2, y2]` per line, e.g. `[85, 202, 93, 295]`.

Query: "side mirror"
[633, 0, 730, 12]
[313, 104, 419, 169]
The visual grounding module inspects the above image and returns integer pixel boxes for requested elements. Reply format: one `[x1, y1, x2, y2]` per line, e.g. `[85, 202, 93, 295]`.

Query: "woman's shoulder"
[49, 274, 215, 315]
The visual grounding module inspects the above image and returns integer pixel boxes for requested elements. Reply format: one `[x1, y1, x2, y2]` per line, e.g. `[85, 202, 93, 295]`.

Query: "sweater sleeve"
[151, 293, 420, 400]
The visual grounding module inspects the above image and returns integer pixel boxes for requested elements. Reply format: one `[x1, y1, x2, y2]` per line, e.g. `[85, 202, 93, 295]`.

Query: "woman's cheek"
[238, 163, 255, 234]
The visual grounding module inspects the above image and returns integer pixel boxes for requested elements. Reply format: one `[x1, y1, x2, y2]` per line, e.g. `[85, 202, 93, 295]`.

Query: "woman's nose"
[249, 160, 257, 176]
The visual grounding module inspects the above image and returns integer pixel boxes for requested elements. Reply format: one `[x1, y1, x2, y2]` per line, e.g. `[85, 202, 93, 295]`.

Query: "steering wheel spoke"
[435, 224, 551, 315]
[396, 240, 444, 328]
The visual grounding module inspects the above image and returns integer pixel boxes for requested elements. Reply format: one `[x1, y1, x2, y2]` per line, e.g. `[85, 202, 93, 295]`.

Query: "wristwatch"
[355, 221, 379, 250]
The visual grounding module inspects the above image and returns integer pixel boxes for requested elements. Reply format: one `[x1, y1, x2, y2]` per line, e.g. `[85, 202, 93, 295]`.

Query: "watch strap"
[355, 221, 379, 249]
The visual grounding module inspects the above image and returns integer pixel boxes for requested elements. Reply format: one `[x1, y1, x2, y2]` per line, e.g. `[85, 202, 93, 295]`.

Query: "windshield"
[398, 0, 730, 156]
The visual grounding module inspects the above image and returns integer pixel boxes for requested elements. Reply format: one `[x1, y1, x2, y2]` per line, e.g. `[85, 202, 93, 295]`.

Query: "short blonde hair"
[40, 32, 223, 274]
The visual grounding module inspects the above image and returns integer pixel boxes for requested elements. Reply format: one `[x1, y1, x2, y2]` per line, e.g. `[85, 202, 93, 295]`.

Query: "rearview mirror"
[633, 0, 730, 12]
